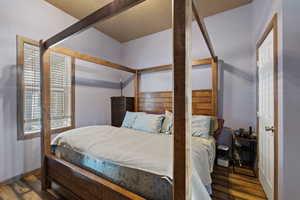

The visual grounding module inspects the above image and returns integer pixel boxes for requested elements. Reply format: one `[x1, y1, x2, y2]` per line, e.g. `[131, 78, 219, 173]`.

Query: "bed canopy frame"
[135, 58, 218, 116]
[39, 0, 218, 199]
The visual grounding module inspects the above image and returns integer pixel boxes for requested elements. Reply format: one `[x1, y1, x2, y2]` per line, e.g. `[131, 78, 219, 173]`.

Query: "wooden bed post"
[212, 57, 218, 116]
[172, 0, 192, 199]
[134, 70, 140, 112]
[39, 40, 51, 190]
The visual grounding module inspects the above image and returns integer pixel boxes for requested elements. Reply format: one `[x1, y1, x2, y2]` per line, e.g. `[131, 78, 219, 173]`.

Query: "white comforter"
[52, 125, 215, 200]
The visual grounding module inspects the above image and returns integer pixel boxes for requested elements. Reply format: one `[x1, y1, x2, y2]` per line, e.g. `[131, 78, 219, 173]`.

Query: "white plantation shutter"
[22, 43, 72, 135]
[50, 52, 72, 129]
[23, 43, 41, 134]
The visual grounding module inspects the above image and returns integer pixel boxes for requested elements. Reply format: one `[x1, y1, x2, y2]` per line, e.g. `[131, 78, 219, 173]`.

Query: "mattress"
[52, 125, 215, 200]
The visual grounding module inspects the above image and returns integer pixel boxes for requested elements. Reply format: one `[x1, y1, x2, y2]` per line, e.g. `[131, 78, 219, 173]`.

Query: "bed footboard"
[46, 155, 145, 200]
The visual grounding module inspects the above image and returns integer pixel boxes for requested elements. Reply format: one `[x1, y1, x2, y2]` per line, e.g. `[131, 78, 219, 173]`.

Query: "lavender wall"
[0, 0, 124, 181]
[281, 0, 300, 198]
[121, 4, 256, 130]
[75, 59, 126, 127]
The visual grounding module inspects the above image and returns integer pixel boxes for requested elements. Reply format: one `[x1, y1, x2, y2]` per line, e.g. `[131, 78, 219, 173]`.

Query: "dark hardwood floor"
[0, 167, 266, 200]
[212, 166, 267, 200]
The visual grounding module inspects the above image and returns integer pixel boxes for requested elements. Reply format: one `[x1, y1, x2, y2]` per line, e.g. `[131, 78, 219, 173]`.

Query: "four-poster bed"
[39, 0, 219, 199]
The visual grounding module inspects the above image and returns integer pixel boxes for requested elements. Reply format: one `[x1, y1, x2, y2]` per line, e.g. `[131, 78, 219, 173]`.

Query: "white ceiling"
[45, 0, 253, 42]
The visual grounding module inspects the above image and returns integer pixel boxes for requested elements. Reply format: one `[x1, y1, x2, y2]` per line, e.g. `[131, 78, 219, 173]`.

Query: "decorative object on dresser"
[111, 97, 134, 127]
[233, 126, 257, 139]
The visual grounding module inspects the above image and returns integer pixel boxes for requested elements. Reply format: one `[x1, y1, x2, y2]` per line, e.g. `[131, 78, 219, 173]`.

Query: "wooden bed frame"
[39, 0, 218, 199]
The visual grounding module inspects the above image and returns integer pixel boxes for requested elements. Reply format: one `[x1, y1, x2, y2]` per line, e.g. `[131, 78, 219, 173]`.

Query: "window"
[17, 36, 75, 139]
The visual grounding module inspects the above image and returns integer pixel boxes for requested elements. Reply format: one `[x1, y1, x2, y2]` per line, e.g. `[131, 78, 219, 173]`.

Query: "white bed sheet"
[52, 125, 214, 200]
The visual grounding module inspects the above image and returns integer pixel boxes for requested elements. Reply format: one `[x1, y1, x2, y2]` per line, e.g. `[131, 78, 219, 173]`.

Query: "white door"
[258, 30, 274, 200]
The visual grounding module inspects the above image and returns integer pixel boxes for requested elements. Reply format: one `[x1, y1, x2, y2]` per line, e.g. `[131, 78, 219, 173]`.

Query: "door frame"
[256, 14, 278, 200]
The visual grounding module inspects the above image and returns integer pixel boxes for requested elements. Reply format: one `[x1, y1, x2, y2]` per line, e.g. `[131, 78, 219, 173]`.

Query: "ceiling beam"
[192, 0, 217, 62]
[43, 0, 145, 49]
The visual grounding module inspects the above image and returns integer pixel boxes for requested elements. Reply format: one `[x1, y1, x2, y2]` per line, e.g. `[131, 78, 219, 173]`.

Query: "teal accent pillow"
[192, 115, 212, 139]
[161, 111, 173, 134]
[132, 113, 165, 133]
[121, 112, 144, 128]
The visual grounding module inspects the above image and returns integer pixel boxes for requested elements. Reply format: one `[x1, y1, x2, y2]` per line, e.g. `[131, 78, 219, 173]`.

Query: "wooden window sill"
[17, 126, 74, 140]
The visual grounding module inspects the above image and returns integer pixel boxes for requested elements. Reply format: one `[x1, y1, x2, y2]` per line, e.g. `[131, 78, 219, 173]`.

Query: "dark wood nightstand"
[233, 136, 257, 177]
[111, 97, 134, 127]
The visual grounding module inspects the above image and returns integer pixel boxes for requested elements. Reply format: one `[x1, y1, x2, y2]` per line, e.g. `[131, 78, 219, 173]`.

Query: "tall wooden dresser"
[111, 97, 134, 127]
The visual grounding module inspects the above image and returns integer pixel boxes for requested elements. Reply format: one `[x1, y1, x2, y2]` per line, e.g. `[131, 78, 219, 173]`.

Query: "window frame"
[17, 35, 75, 140]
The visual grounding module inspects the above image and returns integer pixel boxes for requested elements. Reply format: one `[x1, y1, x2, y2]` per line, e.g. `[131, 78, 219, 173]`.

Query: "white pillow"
[191, 115, 212, 139]
[132, 113, 165, 133]
[121, 112, 144, 128]
[161, 110, 173, 134]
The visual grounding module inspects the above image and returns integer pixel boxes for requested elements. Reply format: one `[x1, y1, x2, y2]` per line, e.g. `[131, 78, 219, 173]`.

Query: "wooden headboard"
[138, 89, 216, 116]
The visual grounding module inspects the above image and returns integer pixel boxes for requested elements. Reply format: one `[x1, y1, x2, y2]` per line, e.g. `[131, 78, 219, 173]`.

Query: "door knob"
[265, 126, 275, 132]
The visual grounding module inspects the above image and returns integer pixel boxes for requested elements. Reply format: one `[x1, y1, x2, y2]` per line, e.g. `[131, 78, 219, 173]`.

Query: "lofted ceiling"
[45, 0, 253, 42]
